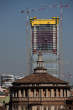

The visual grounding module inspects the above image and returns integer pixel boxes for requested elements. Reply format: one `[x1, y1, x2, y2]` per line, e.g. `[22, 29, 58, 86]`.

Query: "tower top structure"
[30, 16, 59, 26]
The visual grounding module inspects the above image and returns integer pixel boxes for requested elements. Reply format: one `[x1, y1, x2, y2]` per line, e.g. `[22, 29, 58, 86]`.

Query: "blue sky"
[0, 0, 73, 83]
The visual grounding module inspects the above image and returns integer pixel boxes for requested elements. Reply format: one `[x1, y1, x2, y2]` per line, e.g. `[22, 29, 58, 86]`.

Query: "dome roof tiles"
[13, 72, 67, 85]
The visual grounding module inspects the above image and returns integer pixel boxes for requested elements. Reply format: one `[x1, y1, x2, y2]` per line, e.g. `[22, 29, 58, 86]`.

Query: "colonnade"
[12, 88, 70, 98]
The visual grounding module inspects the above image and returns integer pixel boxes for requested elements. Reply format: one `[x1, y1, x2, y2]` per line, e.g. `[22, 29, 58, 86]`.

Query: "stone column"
[18, 90, 22, 97]
[34, 106, 37, 110]
[64, 89, 66, 97]
[60, 89, 63, 97]
[56, 106, 59, 110]
[18, 105, 22, 110]
[6, 105, 9, 110]
[21, 105, 26, 110]
[40, 106, 44, 110]
[34, 89, 36, 97]
[12, 104, 14, 110]
[41, 89, 43, 97]
[39, 89, 41, 97]
[51, 106, 55, 110]
[46, 106, 48, 110]
[40, 106, 41, 110]
[32, 106, 35, 110]
[12, 92, 14, 97]
[14, 92, 15, 97]
[23, 89, 25, 97]
[15, 91, 17, 97]
[46, 89, 48, 97]
[56, 89, 59, 97]
[23, 106, 26, 110]
[67, 89, 70, 97]
[51, 89, 54, 97]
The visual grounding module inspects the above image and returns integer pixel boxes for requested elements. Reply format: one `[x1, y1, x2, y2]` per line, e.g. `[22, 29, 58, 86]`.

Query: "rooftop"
[13, 53, 68, 85]
[14, 72, 67, 85]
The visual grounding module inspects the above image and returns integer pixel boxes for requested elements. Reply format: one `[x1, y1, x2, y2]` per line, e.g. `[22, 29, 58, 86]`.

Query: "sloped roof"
[14, 72, 67, 84]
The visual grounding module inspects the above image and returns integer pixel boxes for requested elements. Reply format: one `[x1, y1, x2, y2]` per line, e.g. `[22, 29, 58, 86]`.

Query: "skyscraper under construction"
[30, 17, 59, 76]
